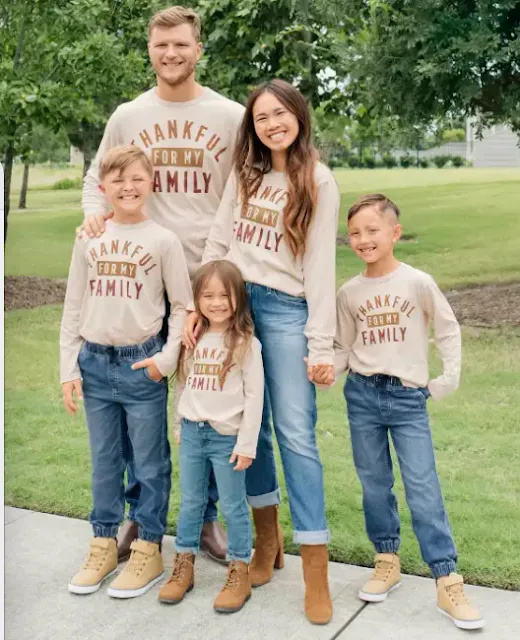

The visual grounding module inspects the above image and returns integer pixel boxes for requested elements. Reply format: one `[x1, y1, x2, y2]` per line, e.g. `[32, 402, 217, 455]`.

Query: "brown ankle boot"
[116, 520, 139, 563]
[157, 553, 194, 604]
[250, 505, 284, 587]
[213, 560, 251, 613]
[301, 545, 333, 625]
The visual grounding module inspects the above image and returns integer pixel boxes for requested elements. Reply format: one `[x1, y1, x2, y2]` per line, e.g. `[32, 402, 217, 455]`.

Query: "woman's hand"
[182, 311, 202, 349]
[230, 453, 253, 471]
[131, 358, 163, 381]
[305, 359, 335, 387]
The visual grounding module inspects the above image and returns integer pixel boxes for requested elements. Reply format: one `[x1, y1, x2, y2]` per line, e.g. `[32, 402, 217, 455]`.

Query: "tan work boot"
[250, 505, 284, 587]
[301, 545, 333, 625]
[68, 537, 118, 594]
[116, 520, 139, 563]
[158, 553, 195, 604]
[359, 553, 401, 602]
[437, 573, 485, 629]
[107, 539, 164, 598]
[214, 560, 251, 613]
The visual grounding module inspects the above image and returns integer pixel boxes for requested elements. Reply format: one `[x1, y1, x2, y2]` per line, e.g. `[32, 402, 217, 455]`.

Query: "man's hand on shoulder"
[76, 211, 114, 239]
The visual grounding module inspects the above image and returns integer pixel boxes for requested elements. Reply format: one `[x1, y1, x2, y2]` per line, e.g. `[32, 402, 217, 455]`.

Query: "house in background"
[466, 121, 520, 167]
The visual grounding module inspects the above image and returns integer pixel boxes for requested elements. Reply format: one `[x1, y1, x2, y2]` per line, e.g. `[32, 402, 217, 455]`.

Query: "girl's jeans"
[175, 420, 252, 562]
[79, 335, 171, 543]
[345, 372, 457, 578]
[245, 283, 330, 545]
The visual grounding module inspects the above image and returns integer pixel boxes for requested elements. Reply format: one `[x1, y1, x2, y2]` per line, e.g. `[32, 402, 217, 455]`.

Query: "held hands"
[131, 358, 163, 381]
[229, 453, 253, 471]
[76, 211, 113, 239]
[304, 358, 335, 387]
[182, 311, 203, 349]
[62, 379, 83, 415]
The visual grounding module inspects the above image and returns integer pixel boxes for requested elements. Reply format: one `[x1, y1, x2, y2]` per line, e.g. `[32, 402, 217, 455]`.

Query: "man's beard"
[158, 60, 196, 87]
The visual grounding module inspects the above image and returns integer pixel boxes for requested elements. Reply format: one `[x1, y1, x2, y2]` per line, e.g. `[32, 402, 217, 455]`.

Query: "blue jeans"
[345, 372, 457, 578]
[245, 283, 329, 545]
[79, 335, 171, 543]
[175, 420, 251, 562]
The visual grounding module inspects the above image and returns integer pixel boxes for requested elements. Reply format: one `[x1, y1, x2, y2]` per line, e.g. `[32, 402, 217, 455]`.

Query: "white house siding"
[466, 123, 520, 168]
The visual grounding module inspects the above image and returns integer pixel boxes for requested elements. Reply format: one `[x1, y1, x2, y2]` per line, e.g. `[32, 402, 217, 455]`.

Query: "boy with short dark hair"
[61, 145, 192, 598]
[333, 193, 484, 630]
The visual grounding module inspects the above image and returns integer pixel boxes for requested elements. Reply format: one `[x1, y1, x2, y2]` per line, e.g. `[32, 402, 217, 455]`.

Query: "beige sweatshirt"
[202, 163, 339, 364]
[82, 87, 245, 277]
[334, 262, 461, 400]
[60, 219, 193, 383]
[178, 332, 264, 458]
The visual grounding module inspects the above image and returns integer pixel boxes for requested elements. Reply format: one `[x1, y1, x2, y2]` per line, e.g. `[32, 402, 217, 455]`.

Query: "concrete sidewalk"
[5, 507, 519, 640]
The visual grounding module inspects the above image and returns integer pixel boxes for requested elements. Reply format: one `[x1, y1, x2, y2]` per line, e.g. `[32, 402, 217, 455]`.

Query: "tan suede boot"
[301, 545, 333, 625]
[213, 561, 251, 613]
[249, 506, 284, 587]
[158, 553, 195, 604]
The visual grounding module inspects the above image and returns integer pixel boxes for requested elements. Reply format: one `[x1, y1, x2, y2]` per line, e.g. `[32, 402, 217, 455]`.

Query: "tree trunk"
[4, 142, 15, 243]
[18, 162, 30, 209]
[82, 151, 92, 179]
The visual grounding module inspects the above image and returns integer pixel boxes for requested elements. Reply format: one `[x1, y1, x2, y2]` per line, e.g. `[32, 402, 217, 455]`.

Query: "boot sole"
[437, 606, 486, 630]
[107, 572, 164, 599]
[158, 582, 194, 604]
[359, 581, 401, 602]
[68, 568, 118, 595]
[214, 592, 251, 614]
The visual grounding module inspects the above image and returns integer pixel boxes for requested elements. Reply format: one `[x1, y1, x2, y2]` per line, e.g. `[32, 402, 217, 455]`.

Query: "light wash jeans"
[175, 420, 252, 562]
[79, 335, 171, 543]
[245, 283, 330, 545]
[345, 372, 457, 578]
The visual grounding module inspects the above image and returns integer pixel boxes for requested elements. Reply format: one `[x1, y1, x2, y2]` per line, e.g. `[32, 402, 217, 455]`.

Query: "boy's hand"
[174, 431, 181, 446]
[131, 358, 163, 381]
[311, 364, 335, 386]
[229, 453, 253, 471]
[182, 311, 202, 349]
[62, 379, 83, 415]
[76, 211, 114, 239]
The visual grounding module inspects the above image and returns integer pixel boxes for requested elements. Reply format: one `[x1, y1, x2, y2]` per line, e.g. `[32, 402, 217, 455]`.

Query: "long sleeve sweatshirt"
[334, 262, 461, 400]
[202, 163, 340, 364]
[60, 219, 193, 383]
[82, 87, 245, 277]
[178, 332, 264, 458]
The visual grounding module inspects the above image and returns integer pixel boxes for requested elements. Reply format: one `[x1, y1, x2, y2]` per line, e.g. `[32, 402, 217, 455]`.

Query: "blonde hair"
[348, 193, 400, 221]
[148, 5, 201, 41]
[99, 145, 153, 181]
[178, 261, 254, 390]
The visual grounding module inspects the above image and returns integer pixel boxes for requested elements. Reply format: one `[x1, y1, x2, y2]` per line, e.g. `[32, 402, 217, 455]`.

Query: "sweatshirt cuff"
[232, 443, 257, 459]
[427, 377, 459, 400]
[152, 352, 176, 377]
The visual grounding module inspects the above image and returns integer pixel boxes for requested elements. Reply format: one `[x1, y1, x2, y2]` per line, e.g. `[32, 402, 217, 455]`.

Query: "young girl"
[158, 260, 264, 614]
[186, 80, 340, 625]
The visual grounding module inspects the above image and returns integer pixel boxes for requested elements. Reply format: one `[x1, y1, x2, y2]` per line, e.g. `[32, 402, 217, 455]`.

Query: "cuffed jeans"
[79, 335, 171, 543]
[175, 420, 251, 562]
[245, 283, 330, 545]
[345, 372, 457, 578]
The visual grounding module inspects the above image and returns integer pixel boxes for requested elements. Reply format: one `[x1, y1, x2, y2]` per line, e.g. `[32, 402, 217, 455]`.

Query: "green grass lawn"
[5, 167, 520, 589]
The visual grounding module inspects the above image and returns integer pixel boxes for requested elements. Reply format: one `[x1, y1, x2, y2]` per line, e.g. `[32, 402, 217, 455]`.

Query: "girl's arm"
[233, 339, 265, 459]
[201, 170, 238, 264]
[60, 238, 89, 383]
[302, 168, 340, 366]
[153, 234, 194, 376]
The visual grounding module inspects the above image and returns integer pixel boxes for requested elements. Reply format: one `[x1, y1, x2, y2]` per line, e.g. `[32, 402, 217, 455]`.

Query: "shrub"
[419, 158, 429, 168]
[432, 155, 448, 168]
[362, 154, 376, 169]
[382, 154, 397, 168]
[347, 155, 360, 168]
[451, 155, 465, 167]
[399, 154, 413, 168]
[53, 177, 82, 190]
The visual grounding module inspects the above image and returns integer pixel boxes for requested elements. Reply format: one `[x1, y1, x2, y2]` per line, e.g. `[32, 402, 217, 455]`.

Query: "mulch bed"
[4, 276, 520, 328]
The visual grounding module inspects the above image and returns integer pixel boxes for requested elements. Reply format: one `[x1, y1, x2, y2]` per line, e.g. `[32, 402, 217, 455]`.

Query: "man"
[81, 5, 245, 563]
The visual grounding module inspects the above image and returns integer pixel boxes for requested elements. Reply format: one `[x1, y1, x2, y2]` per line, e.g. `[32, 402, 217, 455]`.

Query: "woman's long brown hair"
[178, 260, 254, 390]
[233, 79, 319, 258]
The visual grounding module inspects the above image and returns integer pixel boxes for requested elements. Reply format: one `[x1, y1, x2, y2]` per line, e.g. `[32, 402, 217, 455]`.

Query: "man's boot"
[200, 521, 228, 564]
[116, 520, 139, 563]
[301, 544, 333, 625]
[249, 505, 284, 587]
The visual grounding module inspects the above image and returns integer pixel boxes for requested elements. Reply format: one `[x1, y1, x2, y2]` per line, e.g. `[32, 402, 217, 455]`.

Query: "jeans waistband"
[84, 334, 163, 360]
[349, 371, 405, 388]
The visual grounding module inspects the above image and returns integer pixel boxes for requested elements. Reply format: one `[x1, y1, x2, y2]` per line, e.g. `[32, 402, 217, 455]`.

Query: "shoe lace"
[170, 554, 192, 583]
[126, 549, 148, 575]
[373, 560, 393, 582]
[83, 545, 109, 571]
[447, 581, 470, 606]
[222, 562, 240, 592]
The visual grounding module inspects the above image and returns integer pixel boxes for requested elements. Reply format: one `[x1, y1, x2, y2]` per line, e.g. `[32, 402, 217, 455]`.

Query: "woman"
[186, 79, 339, 624]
